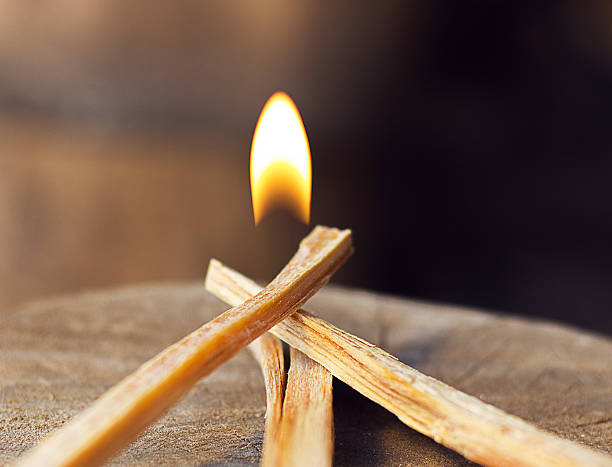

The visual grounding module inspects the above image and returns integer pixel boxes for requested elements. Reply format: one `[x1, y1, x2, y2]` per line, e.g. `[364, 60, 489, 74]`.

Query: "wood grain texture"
[205, 260, 611, 466]
[1, 283, 611, 466]
[246, 333, 285, 466]
[12, 226, 351, 467]
[276, 348, 334, 467]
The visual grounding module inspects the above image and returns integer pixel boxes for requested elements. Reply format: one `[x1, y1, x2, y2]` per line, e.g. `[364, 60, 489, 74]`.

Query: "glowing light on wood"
[250, 91, 312, 224]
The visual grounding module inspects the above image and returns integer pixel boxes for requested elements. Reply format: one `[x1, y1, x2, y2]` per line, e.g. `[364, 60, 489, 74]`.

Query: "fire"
[250, 91, 312, 225]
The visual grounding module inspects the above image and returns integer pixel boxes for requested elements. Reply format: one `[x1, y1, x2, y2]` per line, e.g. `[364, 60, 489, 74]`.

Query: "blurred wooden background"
[1, 1, 612, 333]
[0, 116, 324, 312]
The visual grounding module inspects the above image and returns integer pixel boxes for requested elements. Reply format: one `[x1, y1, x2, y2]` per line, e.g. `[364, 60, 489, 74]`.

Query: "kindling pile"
[17, 227, 611, 467]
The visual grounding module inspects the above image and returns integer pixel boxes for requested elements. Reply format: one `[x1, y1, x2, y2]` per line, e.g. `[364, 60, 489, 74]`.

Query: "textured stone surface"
[1, 283, 610, 465]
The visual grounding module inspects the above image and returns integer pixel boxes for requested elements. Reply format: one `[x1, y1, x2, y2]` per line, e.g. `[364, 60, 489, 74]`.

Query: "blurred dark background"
[1, 1, 611, 334]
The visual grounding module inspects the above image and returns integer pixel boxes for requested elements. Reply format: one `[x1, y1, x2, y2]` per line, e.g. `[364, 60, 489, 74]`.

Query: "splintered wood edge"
[246, 334, 286, 464]
[16, 226, 352, 467]
[276, 348, 334, 467]
[205, 260, 612, 467]
[248, 338, 334, 467]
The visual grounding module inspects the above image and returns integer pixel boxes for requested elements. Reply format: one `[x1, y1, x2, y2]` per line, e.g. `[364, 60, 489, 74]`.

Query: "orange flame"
[250, 92, 312, 225]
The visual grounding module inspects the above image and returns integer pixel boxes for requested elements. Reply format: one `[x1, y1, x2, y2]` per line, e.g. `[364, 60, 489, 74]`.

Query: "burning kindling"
[15, 92, 612, 467]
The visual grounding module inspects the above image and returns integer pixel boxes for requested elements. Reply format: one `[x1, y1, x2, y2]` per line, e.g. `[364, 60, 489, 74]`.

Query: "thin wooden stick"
[246, 334, 286, 465]
[276, 348, 334, 467]
[247, 334, 333, 467]
[17, 226, 352, 467]
[205, 260, 612, 467]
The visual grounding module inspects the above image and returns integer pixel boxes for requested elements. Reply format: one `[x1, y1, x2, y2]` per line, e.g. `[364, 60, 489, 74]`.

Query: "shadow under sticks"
[332, 378, 475, 466]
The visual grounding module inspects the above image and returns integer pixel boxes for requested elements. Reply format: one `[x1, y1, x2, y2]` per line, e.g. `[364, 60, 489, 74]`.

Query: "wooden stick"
[246, 334, 286, 465]
[276, 348, 334, 467]
[205, 260, 612, 467]
[17, 226, 352, 467]
[247, 333, 333, 467]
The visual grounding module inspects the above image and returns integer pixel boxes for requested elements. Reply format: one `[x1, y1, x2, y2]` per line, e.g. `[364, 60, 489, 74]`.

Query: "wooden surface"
[1, 284, 611, 466]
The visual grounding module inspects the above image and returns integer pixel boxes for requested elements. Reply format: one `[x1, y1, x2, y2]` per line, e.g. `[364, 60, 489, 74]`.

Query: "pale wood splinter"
[205, 260, 612, 467]
[17, 226, 352, 467]
[246, 334, 286, 466]
[248, 338, 334, 467]
[276, 348, 334, 467]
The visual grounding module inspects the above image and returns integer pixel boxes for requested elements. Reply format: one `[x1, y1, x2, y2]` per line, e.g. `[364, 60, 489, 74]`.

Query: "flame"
[250, 91, 312, 225]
